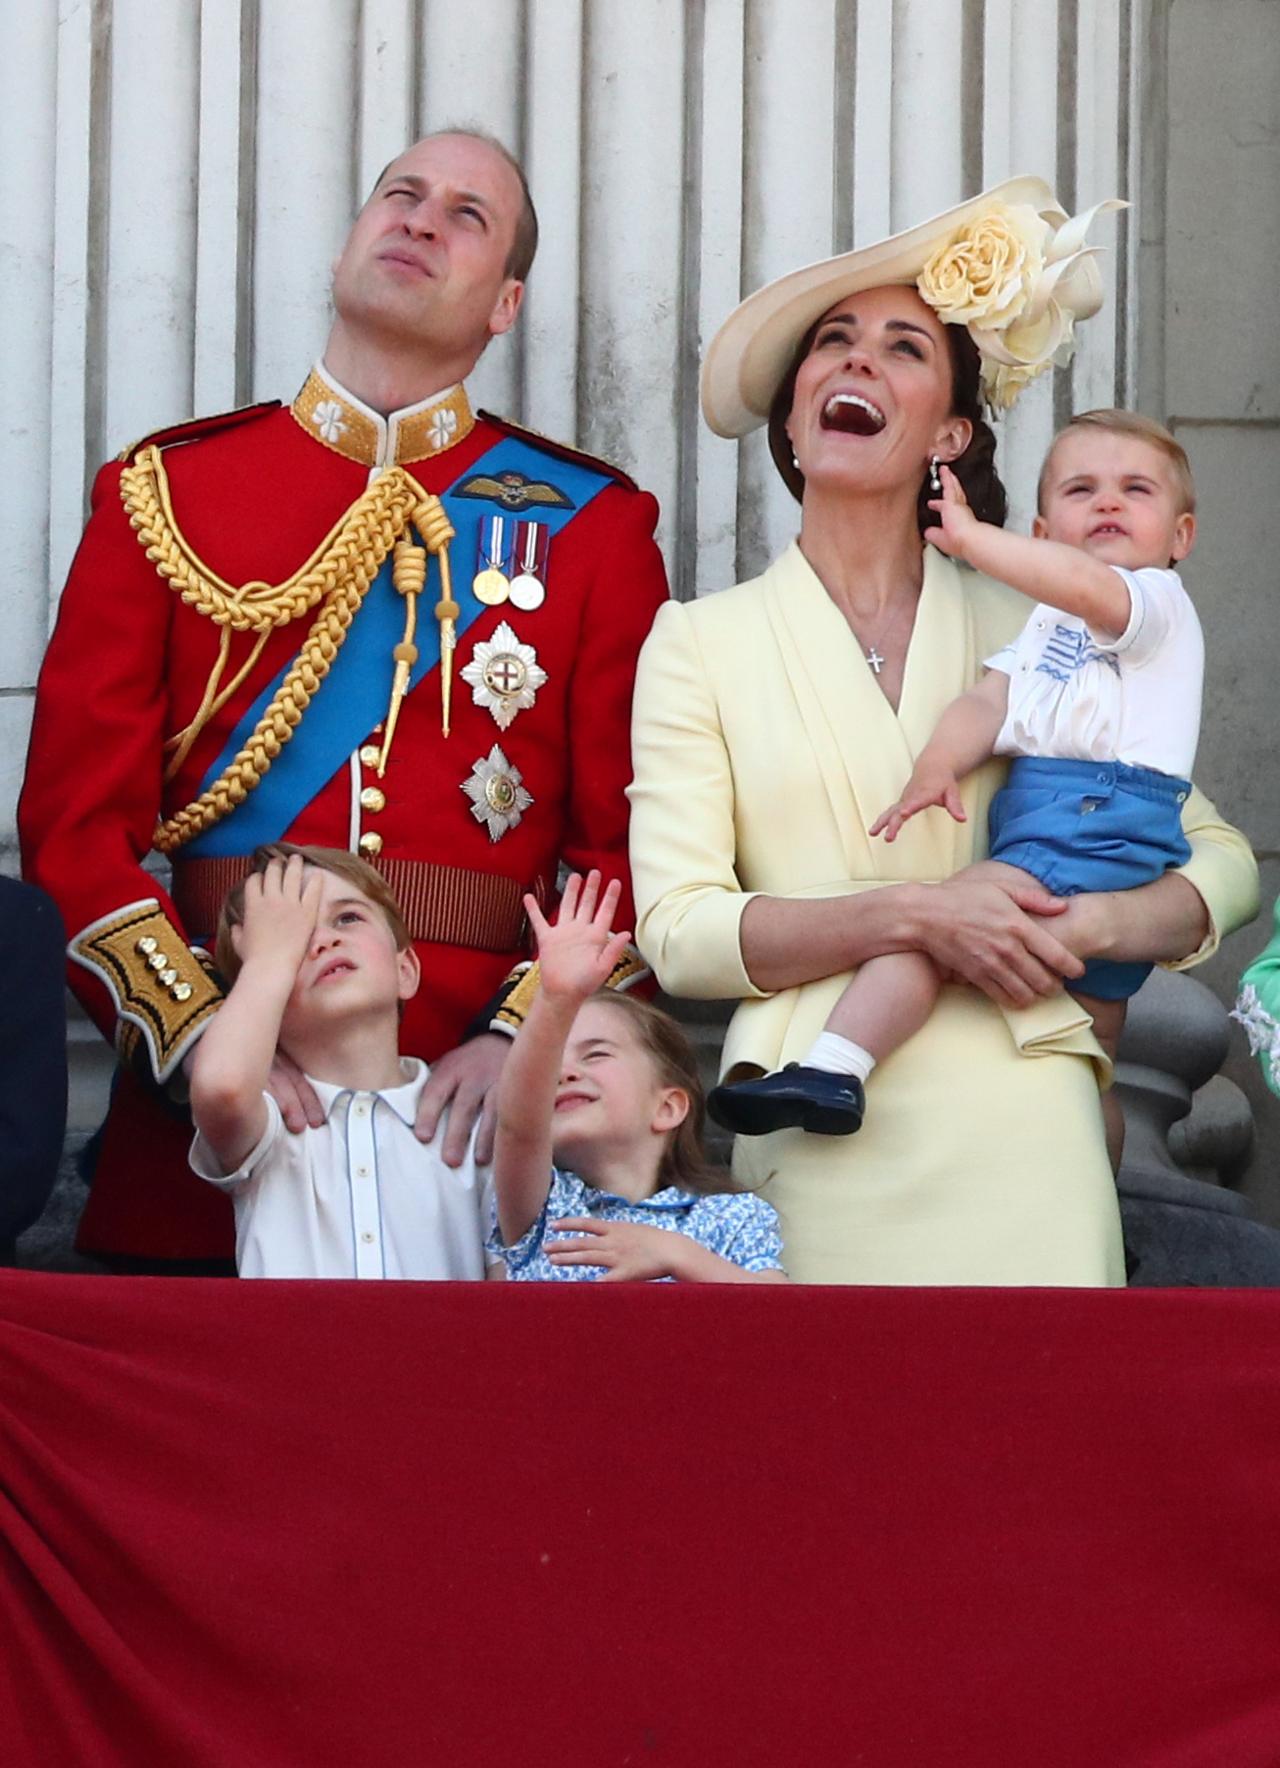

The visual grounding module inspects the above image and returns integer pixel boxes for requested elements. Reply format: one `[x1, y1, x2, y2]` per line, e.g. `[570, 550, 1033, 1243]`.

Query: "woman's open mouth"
[820, 393, 886, 436]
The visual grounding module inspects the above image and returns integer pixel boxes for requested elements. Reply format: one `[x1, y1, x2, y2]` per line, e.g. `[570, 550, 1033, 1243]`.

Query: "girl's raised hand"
[524, 870, 632, 1004]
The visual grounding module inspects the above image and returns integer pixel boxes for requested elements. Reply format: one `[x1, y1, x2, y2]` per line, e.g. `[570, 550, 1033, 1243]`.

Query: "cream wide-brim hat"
[701, 175, 1116, 437]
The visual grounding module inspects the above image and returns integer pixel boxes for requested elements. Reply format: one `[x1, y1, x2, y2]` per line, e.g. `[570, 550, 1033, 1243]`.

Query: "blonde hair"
[582, 992, 727, 1195]
[1038, 409, 1196, 514]
[214, 844, 410, 984]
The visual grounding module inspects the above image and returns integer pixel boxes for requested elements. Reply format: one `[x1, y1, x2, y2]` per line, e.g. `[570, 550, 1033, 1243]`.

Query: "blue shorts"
[987, 755, 1192, 1002]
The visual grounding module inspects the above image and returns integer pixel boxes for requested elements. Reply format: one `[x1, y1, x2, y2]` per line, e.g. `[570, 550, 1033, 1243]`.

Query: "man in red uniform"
[21, 130, 668, 1265]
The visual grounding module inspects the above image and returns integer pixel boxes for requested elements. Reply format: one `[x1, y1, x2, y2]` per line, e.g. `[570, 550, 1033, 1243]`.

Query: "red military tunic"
[20, 367, 669, 1259]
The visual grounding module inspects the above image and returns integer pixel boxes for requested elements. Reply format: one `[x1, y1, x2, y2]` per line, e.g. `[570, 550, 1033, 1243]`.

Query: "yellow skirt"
[731, 980, 1126, 1287]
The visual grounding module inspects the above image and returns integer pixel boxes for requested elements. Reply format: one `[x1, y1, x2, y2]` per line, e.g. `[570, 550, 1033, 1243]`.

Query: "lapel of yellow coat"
[753, 540, 1103, 1073]
[759, 541, 979, 882]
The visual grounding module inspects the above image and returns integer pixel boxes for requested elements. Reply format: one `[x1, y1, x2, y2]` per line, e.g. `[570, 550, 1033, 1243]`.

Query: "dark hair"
[585, 992, 726, 1195]
[371, 127, 539, 283]
[215, 843, 411, 985]
[766, 306, 1009, 532]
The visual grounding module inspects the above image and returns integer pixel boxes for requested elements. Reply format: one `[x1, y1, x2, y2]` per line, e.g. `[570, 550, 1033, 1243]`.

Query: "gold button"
[159, 968, 177, 988]
[358, 831, 383, 858]
[136, 935, 157, 955]
[172, 983, 193, 1003]
[359, 744, 381, 768]
[148, 951, 169, 972]
[360, 786, 386, 814]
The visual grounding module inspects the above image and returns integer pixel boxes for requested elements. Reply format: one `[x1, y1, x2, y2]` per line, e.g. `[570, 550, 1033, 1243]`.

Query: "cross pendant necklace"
[865, 645, 886, 675]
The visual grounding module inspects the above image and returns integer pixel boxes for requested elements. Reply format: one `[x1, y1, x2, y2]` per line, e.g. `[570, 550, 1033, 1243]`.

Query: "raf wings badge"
[455, 469, 575, 512]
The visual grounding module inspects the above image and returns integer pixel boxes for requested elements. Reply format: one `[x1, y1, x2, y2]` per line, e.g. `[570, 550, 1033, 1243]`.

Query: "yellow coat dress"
[628, 542, 1258, 1286]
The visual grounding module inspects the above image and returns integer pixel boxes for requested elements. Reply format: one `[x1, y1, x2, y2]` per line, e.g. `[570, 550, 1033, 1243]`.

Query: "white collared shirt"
[190, 1059, 493, 1280]
[985, 566, 1204, 778]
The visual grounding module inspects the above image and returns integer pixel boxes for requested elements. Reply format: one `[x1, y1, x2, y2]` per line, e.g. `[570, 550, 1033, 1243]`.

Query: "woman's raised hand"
[923, 462, 980, 559]
[524, 870, 632, 1004]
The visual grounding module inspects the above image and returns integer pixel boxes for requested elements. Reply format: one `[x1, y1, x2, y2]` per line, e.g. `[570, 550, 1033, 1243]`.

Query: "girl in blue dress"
[490, 871, 787, 1282]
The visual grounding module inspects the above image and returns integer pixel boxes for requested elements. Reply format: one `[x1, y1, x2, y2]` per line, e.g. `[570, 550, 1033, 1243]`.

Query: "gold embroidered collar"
[291, 363, 475, 467]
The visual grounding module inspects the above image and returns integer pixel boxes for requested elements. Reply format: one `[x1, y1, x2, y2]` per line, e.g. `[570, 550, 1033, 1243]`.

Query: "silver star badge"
[461, 744, 534, 842]
[461, 621, 548, 730]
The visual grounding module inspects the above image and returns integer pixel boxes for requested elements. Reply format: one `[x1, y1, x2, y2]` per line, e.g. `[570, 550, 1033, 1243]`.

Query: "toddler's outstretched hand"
[870, 769, 967, 842]
[923, 462, 980, 559]
[526, 870, 632, 1005]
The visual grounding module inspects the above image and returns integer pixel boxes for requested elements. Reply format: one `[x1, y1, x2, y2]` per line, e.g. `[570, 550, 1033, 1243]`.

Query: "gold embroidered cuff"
[489, 946, 652, 1036]
[604, 947, 651, 995]
[70, 900, 224, 1083]
[490, 960, 538, 1036]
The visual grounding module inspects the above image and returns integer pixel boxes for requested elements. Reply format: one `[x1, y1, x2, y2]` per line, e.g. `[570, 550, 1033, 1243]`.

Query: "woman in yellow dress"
[628, 180, 1257, 1285]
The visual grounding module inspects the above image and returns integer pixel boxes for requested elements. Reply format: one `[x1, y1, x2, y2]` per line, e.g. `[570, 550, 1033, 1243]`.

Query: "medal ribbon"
[513, 519, 551, 584]
[479, 515, 513, 576]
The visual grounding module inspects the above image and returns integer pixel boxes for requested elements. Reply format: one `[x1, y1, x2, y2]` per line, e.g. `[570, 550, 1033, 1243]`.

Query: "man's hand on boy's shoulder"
[266, 1050, 328, 1132]
[257, 1035, 509, 1150]
[414, 1032, 509, 1166]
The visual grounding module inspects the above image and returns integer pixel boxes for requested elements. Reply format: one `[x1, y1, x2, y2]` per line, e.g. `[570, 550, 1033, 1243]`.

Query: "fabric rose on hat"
[917, 202, 1049, 332]
[917, 196, 1126, 411]
[982, 358, 1045, 412]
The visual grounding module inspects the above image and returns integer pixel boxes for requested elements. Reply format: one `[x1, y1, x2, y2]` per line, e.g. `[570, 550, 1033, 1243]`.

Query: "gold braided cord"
[412, 496, 454, 557]
[120, 446, 427, 632]
[119, 449, 435, 854]
[163, 627, 272, 782]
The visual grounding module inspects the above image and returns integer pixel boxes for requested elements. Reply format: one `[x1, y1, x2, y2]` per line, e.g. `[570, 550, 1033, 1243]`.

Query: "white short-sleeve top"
[190, 1058, 493, 1279]
[984, 565, 1203, 779]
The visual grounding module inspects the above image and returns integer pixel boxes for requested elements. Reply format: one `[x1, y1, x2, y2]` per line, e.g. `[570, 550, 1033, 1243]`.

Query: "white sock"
[802, 1032, 876, 1083]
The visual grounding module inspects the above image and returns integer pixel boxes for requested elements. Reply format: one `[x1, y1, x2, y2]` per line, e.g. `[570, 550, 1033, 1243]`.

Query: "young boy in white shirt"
[710, 410, 1202, 1156]
[189, 845, 491, 1278]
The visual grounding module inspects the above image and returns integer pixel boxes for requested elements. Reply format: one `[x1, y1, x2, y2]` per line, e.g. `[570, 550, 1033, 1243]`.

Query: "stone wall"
[1142, 0, 1280, 1215]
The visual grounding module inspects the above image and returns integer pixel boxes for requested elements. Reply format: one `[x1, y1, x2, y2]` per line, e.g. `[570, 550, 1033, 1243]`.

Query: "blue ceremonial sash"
[184, 436, 610, 856]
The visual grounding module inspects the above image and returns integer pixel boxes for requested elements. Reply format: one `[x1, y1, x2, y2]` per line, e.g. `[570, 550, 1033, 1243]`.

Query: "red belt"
[171, 855, 546, 954]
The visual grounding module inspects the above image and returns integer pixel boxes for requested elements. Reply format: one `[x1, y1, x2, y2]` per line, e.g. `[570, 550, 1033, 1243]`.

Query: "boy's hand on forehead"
[235, 853, 323, 973]
[526, 870, 632, 1005]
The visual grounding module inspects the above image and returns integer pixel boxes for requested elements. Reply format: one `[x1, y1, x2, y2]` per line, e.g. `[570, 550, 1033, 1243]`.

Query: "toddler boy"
[190, 844, 491, 1278]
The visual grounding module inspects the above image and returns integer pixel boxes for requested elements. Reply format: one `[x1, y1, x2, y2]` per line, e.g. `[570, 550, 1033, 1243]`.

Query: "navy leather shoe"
[707, 1065, 865, 1137]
